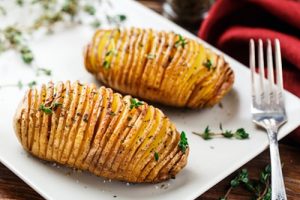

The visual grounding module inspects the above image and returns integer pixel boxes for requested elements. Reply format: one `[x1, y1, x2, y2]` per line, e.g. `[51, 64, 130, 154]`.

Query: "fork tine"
[249, 39, 256, 103]
[274, 39, 284, 105]
[267, 39, 275, 104]
[258, 39, 265, 104]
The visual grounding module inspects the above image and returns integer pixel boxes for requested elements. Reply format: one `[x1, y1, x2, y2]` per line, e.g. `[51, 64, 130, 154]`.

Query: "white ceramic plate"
[1, 1, 300, 200]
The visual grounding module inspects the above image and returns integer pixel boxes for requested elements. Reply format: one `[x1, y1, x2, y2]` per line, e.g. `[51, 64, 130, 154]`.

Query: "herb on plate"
[0, 80, 37, 90]
[192, 124, 249, 140]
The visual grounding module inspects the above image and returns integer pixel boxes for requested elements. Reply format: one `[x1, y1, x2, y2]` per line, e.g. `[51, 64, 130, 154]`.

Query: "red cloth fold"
[198, 0, 300, 142]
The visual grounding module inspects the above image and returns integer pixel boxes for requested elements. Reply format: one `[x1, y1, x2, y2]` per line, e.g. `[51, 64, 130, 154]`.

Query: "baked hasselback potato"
[84, 28, 234, 109]
[13, 81, 189, 183]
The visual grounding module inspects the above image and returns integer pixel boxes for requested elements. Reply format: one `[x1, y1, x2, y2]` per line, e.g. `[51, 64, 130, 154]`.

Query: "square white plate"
[1, 0, 300, 199]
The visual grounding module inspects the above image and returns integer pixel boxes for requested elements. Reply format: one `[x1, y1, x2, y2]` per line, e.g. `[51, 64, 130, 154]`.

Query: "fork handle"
[267, 128, 287, 200]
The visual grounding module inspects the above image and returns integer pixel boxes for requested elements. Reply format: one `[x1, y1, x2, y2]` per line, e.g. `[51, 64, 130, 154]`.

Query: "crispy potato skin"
[13, 81, 189, 183]
[84, 28, 234, 109]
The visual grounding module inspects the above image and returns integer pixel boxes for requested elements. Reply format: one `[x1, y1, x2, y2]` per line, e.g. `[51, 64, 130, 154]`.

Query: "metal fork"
[250, 39, 287, 200]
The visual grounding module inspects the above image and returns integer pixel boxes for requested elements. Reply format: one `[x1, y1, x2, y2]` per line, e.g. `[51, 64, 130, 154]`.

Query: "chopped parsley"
[103, 60, 110, 69]
[39, 104, 53, 115]
[178, 131, 188, 153]
[154, 152, 159, 161]
[174, 34, 187, 48]
[39, 101, 62, 115]
[203, 59, 212, 70]
[130, 98, 143, 110]
[106, 49, 117, 57]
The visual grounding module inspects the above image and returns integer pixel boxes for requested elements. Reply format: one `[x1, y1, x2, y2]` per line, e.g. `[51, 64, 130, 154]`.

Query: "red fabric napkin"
[198, 0, 300, 142]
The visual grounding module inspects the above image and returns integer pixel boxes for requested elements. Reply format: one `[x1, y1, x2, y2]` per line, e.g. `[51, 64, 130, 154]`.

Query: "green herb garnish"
[91, 19, 101, 28]
[106, 49, 117, 57]
[146, 53, 156, 60]
[178, 131, 188, 153]
[203, 59, 212, 70]
[39, 104, 53, 115]
[174, 34, 187, 48]
[16, 0, 24, 6]
[17, 80, 23, 89]
[106, 14, 127, 26]
[0, 6, 6, 16]
[234, 128, 249, 139]
[154, 152, 159, 161]
[130, 98, 143, 110]
[36, 68, 52, 76]
[20, 46, 34, 64]
[39, 101, 62, 115]
[28, 81, 37, 88]
[220, 164, 272, 200]
[83, 4, 96, 15]
[103, 60, 110, 69]
[193, 126, 249, 140]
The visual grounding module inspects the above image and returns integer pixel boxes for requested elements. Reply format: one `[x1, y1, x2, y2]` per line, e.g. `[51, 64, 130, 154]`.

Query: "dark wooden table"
[1, 1, 300, 199]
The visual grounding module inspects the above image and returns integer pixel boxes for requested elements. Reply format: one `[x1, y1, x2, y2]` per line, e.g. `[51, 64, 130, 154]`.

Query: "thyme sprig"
[0, 26, 34, 64]
[0, 0, 127, 66]
[174, 34, 187, 48]
[39, 101, 62, 115]
[220, 165, 272, 200]
[129, 98, 143, 110]
[0, 80, 37, 90]
[192, 124, 249, 140]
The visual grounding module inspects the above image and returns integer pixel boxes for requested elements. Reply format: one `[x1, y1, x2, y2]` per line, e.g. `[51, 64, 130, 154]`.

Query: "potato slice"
[118, 28, 139, 91]
[132, 29, 152, 95]
[67, 84, 97, 166]
[45, 82, 64, 160]
[52, 81, 72, 161]
[111, 104, 148, 173]
[27, 88, 38, 150]
[118, 105, 156, 177]
[39, 82, 54, 158]
[93, 92, 124, 175]
[83, 88, 113, 170]
[75, 87, 105, 168]
[100, 99, 141, 178]
[31, 84, 46, 156]
[126, 28, 143, 93]
[60, 83, 89, 164]
[57, 82, 81, 162]
[20, 90, 31, 151]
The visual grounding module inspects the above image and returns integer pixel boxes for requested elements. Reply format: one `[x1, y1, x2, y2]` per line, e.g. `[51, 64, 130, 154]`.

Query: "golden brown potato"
[84, 28, 234, 109]
[13, 81, 189, 183]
